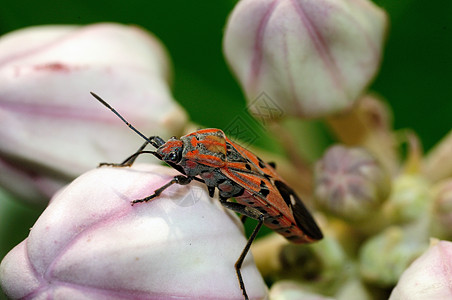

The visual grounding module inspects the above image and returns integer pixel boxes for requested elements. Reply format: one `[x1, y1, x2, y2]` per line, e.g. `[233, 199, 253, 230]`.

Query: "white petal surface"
[1, 164, 267, 299]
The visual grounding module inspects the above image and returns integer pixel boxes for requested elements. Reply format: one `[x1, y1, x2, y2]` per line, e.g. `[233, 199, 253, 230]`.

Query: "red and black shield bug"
[91, 92, 323, 299]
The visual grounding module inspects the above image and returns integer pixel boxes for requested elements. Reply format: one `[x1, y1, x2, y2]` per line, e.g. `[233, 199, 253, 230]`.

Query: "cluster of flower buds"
[223, 0, 452, 298]
[2, 0, 452, 298]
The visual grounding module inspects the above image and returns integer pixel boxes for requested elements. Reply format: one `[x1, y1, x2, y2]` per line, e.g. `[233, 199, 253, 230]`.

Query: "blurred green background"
[1, 0, 451, 295]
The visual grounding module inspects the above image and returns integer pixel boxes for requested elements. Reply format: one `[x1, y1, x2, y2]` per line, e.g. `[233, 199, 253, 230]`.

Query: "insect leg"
[236, 217, 264, 300]
[99, 136, 165, 167]
[219, 199, 264, 300]
[207, 186, 215, 198]
[131, 175, 193, 205]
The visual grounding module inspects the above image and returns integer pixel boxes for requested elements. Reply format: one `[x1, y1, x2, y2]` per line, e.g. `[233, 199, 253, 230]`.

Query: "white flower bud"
[0, 23, 187, 204]
[0, 164, 267, 299]
[389, 240, 452, 300]
[223, 0, 388, 119]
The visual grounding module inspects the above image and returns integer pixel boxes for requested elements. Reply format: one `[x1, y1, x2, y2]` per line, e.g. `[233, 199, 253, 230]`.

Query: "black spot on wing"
[264, 173, 272, 181]
[259, 180, 270, 197]
[260, 189, 270, 197]
[257, 157, 266, 168]
[267, 213, 283, 225]
[274, 180, 323, 240]
[256, 156, 276, 169]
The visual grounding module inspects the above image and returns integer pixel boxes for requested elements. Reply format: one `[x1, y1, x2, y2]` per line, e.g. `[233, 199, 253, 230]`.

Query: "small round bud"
[385, 174, 430, 224]
[359, 226, 428, 287]
[431, 179, 452, 237]
[314, 145, 390, 222]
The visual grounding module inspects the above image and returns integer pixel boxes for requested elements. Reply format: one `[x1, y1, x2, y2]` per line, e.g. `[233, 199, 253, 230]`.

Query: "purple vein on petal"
[0, 28, 79, 69]
[248, 0, 279, 92]
[0, 100, 109, 121]
[290, 0, 344, 91]
[23, 278, 189, 300]
[42, 208, 131, 282]
[334, 0, 383, 66]
[23, 240, 46, 287]
[0, 24, 108, 69]
[282, 30, 304, 116]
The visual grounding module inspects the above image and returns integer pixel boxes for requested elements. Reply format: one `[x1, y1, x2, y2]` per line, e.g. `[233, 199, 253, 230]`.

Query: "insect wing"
[273, 180, 323, 241]
[223, 137, 323, 242]
[220, 164, 292, 219]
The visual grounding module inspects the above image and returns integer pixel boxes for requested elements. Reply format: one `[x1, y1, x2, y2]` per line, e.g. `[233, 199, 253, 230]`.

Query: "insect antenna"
[90, 92, 156, 147]
[91, 92, 206, 183]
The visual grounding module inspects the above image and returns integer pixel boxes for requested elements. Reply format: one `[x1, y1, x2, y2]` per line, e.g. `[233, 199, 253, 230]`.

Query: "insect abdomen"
[235, 194, 313, 244]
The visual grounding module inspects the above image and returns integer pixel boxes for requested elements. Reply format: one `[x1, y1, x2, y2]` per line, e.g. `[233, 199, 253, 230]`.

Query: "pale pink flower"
[0, 23, 187, 204]
[0, 164, 267, 299]
[223, 0, 387, 119]
[389, 240, 452, 300]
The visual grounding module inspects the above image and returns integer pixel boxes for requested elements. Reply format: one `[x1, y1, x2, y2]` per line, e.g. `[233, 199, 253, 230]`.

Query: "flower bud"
[269, 281, 335, 300]
[0, 164, 267, 299]
[424, 129, 452, 182]
[359, 226, 428, 287]
[314, 145, 390, 222]
[384, 174, 430, 224]
[0, 23, 187, 204]
[389, 239, 452, 300]
[326, 94, 399, 175]
[223, 0, 388, 119]
[431, 179, 452, 238]
[252, 214, 345, 278]
[334, 277, 373, 300]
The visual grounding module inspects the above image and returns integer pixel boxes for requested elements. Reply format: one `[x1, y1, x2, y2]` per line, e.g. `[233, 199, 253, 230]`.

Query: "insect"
[91, 92, 323, 299]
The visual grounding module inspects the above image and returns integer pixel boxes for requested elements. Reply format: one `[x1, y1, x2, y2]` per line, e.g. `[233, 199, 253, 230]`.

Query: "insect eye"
[167, 149, 181, 163]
